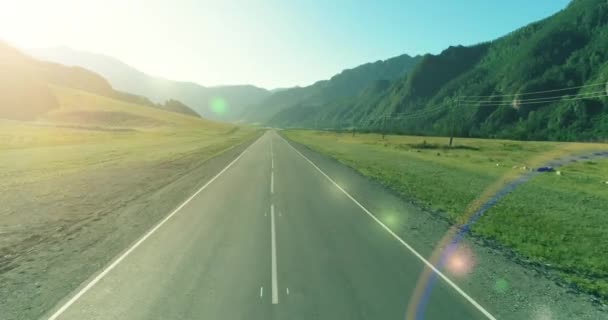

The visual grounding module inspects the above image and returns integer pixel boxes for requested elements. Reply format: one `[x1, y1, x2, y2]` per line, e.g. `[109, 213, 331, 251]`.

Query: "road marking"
[279, 136, 496, 320]
[46, 136, 263, 320]
[271, 137, 275, 169]
[271, 170, 274, 194]
[260, 286, 264, 298]
[286, 287, 289, 295]
[270, 204, 279, 305]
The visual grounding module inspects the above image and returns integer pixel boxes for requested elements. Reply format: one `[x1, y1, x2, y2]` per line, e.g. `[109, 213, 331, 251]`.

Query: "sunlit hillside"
[0, 41, 202, 122]
[0, 42, 261, 320]
[46, 86, 223, 129]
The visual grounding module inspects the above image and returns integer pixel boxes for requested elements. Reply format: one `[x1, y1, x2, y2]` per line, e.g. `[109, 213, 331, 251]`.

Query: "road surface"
[45, 131, 493, 320]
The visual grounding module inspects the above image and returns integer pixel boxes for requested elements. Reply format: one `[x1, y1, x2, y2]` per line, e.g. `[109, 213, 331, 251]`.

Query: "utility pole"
[382, 115, 387, 139]
[352, 118, 356, 137]
[449, 97, 459, 147]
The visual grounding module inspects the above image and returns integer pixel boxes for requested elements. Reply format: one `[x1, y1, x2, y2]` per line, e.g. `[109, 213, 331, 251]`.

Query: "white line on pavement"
[270, 204, 279, 305]
[271, 170, 274, 194]
[260, 287, 264, 298]
[46, 136, 263, 320]
[271, 136, 275, 168]
[279, 135, 496, 320]
[270, 136, 273, 156]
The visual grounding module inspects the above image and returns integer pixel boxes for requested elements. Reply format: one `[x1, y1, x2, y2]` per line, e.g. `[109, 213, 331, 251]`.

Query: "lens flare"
[209, 97, 227, 115]
[383, 214, 396, 226]
[380, 211, 400, 229]
[512, 98, 520, 109]
[444, 244, 475, 277]
[405, 148, 608, 320]
[494, 278, 509, 294]
[532, 305, 553, 320]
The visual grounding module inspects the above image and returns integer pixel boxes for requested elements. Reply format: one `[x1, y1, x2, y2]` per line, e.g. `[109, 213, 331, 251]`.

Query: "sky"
[0, 0, 571, 89]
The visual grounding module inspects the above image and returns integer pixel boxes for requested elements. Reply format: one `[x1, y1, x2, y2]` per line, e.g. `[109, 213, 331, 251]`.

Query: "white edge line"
[260, 286, 264, 298]
[47, 135, 263, 320]
[278, 135, 496, 320]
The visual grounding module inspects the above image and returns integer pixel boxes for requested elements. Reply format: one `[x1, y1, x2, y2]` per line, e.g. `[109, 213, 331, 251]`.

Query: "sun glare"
[1, 1, 66, 46]
[0, 0, 126, 47]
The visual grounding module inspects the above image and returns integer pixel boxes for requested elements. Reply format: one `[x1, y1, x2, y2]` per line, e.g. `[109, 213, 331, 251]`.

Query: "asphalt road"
[45, 131, 493, 320]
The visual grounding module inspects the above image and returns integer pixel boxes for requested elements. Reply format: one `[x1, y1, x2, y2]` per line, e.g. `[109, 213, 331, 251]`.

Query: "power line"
[351, 91, 606, 128]
[462, 81, 607, 99]
[352, 110, 445, 127]
[345, 103, 453, 129]
[338, 81, 607, 132]
[391, 104, 450, 117]
[463, 90, 607, 104]
[392, 110, 448, 120]
[462, 92, 608, 107]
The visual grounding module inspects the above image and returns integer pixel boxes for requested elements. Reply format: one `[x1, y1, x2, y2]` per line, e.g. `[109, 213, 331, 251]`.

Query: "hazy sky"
[0, 0, 570, 89]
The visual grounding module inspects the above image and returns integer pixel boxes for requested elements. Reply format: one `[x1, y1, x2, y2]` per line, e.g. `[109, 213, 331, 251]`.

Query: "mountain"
[0, 41, 200, 120]
[244, 53, 422, 123]
[269, 79, 393, 128]
[162, 99, 201, 118]
[379, 0, 608, 141]
[27, 47, 271, 122]
[0, 43, 59, 120]
[273, 0, 608, 141]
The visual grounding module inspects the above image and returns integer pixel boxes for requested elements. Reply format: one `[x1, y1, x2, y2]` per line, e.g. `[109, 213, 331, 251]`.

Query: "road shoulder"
[0, 133, 262, 320]
[281, 133, 607, 320]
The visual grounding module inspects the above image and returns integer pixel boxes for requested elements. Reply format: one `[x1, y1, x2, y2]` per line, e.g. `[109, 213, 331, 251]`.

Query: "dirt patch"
[401, 141, 480, 151]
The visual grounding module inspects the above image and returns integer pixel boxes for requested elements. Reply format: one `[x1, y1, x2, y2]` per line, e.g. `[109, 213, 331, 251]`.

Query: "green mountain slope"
[246, 53, 421, 123]
[271, 0, 608, 141]
[27, 47, 270, 121]
[369, 0, 608, 141]
[270, 79, 393, 128]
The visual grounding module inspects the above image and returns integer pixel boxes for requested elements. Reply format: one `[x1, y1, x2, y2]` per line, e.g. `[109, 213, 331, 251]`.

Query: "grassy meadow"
[283, 130, 608, 300]
[0, 86, 260, 319]
[0, 85, 259, 254]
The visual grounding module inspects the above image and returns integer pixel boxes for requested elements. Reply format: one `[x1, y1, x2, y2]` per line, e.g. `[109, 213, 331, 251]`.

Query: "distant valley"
[27, 0, 608, 141]
[27, 47, 271, 122]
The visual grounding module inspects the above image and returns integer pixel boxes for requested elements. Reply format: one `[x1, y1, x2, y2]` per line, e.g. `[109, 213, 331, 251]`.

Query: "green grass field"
[284, 130, 608, 300]
[0, 86, 261, 319]
[1, 85, 259, 243]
